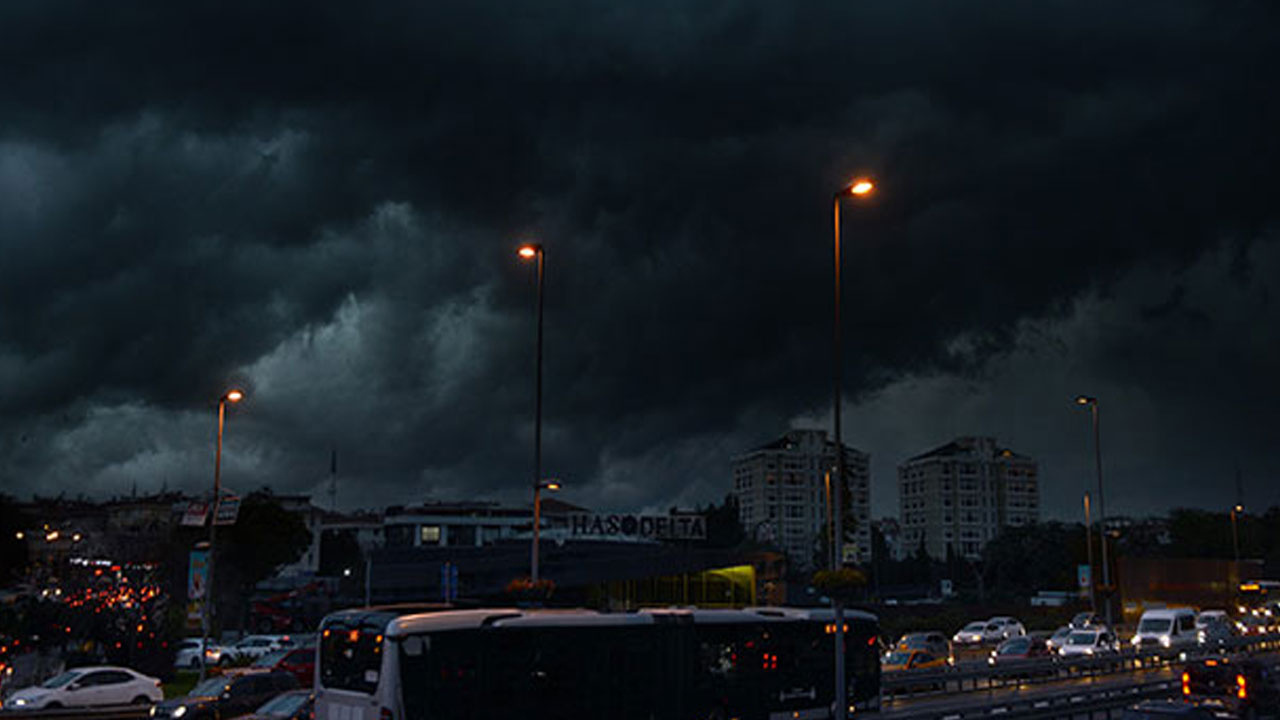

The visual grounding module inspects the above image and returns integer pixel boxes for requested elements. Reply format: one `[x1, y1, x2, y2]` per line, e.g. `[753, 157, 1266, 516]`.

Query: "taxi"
[882, 649, 948, 672]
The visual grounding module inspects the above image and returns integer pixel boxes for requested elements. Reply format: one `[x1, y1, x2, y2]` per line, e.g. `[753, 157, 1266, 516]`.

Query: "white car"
[1057, 628, 1120, 658]
[986, 617, 1027, 641]
[953, 621, 989, 645]
[956, 617, 1025, 644]
[227, 634, 289, 661]
[174, 638, 225, 669]
[5, 666, 162, 710]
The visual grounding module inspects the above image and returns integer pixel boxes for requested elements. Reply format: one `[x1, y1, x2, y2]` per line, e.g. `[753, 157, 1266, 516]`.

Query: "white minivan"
[1131, 608, 1198, 650]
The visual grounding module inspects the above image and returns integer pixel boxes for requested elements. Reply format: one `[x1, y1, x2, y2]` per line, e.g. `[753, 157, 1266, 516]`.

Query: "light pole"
[832, 177, 874, 720]
[532, 479, 561, 584]
[518, 243, 546, 583]
[1075, 395, 1110, 629]
[200, 388, 243, 682]
[1083, 491, 1095, 613]
[1231, 504, 1243, 566]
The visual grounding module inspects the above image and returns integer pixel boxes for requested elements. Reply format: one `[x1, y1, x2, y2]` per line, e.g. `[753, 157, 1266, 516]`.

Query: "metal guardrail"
[0, 704, 149, 720]
[884, 678, 1181, 720]
[882, 633, 1280, 698]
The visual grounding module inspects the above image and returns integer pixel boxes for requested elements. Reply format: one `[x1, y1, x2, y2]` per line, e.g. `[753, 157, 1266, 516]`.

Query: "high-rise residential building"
[732, 429, 871, 573]
[897, 436, 1039, 560]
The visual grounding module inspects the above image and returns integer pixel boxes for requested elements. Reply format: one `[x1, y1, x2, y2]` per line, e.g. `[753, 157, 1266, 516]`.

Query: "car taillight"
[1181, 672, 1190, 696]
[1237, 674, 1247, 700]
[379, 707, 394, 719]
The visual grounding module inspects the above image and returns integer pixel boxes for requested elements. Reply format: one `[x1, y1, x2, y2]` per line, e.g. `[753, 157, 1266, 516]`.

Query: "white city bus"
[314, 606, 881, 720]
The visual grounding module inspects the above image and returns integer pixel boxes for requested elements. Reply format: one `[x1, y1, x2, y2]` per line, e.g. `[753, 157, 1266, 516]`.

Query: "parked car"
[1182, 656, 1280, 719]
[242, 690, 314, 720]
[227, 635, 290, 661]
[894, 633, 954, 665]
[4, 666, 162, 710]
[174, 638, 225, 669]
[151, 671, 299, 719]
[882, 649, 947, 672]
[1058, 628, 1121, 658]
[1046, 625, 1074, 650]
[988, 636, 1054, 665]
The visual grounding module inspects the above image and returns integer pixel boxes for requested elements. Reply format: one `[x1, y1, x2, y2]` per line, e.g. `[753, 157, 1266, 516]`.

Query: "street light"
[831, 176, 875, 720]
[517, 242, 547, 583]
[1075, 394, 1111, 629]
[532, 478, 561, 584]
[200, 388, 243, 682]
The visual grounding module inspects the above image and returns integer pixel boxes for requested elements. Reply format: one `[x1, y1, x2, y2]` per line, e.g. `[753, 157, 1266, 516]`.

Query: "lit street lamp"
[1075, 395, 1111, 629]
[517, 242, 548, 583]
[200, 388, 243, 682]
[831, 177, 875, 720]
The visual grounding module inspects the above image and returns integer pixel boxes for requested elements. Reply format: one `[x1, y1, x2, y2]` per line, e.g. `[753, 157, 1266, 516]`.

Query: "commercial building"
[897, 436, 1039, 560]
[731, 429, 871, 573]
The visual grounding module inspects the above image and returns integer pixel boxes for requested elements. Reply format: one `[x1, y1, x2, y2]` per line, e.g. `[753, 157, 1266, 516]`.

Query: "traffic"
[0, 596, 1277, 719]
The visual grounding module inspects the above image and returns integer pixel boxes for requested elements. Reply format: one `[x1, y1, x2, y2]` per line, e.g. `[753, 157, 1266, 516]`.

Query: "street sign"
[181, 502, 209, 527]
[213, 495, 241, 526]
[188, 549, 209, 600]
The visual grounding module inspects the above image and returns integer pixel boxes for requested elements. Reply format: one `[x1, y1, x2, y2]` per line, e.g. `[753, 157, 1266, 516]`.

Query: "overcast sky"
[1, 1, 1278, 521]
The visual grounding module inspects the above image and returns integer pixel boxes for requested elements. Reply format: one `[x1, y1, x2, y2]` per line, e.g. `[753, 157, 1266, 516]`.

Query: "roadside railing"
[882, 632, 1280, 699]
[883, 678, 1181, 720]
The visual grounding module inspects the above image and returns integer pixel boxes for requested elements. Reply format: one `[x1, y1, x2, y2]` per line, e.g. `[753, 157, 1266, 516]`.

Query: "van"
[1131, 608, 1198, 650]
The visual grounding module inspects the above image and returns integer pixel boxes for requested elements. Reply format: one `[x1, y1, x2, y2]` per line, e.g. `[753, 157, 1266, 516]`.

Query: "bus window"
[399, 631, 480, 720]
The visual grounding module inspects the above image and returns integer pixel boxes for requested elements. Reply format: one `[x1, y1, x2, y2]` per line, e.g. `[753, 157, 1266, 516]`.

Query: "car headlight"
[1159, 636, 1171, 648]
[12, 698, 27, 706]
[1084, 648, 1094, 655]
[173, 705, 187, 718]
[1131, 636, 1140, 646]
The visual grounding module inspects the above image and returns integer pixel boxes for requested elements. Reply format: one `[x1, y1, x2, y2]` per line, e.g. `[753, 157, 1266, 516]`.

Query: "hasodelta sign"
[570, 513, 707, 541]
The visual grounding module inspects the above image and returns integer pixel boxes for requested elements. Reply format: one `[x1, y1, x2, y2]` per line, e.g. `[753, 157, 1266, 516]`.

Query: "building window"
[420, 525, 442, 544]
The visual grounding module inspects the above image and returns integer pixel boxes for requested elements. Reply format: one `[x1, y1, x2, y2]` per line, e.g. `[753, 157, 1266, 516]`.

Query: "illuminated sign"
[570, 513, 706, 540]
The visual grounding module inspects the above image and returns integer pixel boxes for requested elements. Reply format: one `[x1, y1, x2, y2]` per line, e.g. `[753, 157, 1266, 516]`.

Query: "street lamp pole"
[518, 243, 546, 583]
[1231, 504, 1242, 566]
[1083, 491, 1095, 613]
[200, 388, 242, 683]
[1076, 395, 1110, 629]
[831, 178, 873, 720]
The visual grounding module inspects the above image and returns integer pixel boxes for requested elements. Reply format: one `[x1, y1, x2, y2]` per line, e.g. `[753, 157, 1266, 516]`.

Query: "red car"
[270, 648, 315, 687]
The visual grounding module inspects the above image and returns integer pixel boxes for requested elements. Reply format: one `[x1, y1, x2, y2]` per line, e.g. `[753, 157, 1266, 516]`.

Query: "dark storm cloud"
[1, 1, 1278, 514]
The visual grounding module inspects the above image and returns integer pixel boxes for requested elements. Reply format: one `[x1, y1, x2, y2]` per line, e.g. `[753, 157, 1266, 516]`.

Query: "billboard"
[188, 549, 209, 601]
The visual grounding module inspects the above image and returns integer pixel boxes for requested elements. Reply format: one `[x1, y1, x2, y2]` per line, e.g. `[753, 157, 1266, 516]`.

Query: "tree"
[980, 522, 1086, 601]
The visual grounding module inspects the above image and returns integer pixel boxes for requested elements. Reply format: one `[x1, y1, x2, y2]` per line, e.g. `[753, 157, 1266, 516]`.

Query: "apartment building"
[898, 436, 1039, 560]
[732, 429, 871, 573]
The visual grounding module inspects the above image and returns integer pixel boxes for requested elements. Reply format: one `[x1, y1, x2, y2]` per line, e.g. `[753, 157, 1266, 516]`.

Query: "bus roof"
[744, 606, 879, 623]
